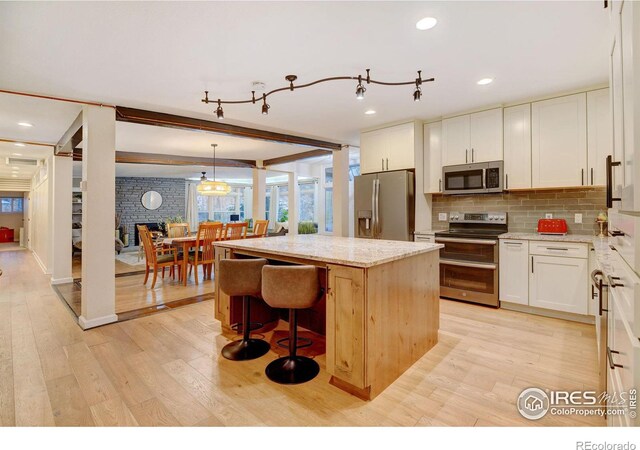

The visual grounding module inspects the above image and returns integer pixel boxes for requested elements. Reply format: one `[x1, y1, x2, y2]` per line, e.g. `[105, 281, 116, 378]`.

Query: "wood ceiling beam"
[263, 149, 332, 167]
[55, 111, 83, 156]
[114, 151, 256, 168]
[115, 106, 342, 151]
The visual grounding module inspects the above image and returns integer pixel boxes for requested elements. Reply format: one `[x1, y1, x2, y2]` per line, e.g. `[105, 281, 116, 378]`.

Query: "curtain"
[186, 182, 199, 231]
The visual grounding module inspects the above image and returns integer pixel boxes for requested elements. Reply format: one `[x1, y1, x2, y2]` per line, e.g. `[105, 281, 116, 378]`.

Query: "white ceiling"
[0, 1, 609, 146]
[0, 141, 52, 179]
[0, 92, 81, 144]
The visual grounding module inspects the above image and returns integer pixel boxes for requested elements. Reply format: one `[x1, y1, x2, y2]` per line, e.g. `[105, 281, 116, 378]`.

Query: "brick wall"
[431, 187, 606, 235]
[115, 177, 186, 245]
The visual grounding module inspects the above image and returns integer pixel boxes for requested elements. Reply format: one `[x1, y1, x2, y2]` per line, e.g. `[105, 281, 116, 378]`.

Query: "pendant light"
[197, 144, 232, 196]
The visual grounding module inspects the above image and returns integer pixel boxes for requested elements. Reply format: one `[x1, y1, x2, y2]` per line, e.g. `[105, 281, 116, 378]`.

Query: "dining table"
[161, 232, 261, 286]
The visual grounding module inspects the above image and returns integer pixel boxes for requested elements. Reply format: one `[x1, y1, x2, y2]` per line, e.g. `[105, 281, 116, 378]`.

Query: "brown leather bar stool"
[261, 265, 322, 384]
[218, 258, 271, 361]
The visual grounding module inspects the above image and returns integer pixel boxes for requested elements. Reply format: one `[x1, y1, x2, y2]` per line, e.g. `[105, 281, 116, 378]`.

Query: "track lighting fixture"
[201, 69, 434, 118]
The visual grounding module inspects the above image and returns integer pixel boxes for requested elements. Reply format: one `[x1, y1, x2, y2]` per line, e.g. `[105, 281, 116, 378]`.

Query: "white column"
[51, 155, 73, 284]
[252, 165, 266, 221]
[332, 145, 350, 237]
[288, 171, 299, 235]
[80, 105, 117, 330]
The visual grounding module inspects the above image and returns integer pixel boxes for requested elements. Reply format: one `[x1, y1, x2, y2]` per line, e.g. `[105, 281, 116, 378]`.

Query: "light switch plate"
[545, 213, 553, 219]
[575, 213, 583, 224]
[439, 213, 447, 221]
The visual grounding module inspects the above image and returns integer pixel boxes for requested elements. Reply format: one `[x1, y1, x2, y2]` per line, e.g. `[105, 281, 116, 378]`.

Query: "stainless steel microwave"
[442, 161, 504, 195]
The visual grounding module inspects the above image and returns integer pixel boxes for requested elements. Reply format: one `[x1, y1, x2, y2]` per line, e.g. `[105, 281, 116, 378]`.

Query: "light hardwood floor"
[0, 249, 603, 426]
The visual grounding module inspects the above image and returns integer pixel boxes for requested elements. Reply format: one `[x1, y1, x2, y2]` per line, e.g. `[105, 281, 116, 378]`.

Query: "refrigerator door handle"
[371, 178, 377, 238]
[375, 178, 380, 239]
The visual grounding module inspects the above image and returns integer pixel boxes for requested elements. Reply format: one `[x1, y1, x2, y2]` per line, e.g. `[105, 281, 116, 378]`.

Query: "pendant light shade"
[198, 145, 231, 196]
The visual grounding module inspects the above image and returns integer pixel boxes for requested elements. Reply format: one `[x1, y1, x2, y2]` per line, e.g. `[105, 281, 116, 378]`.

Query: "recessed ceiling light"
[14, 143, 25, 147]
[11, 174, 18, 178]
[11, 153, 22, 156]
[416, 17, 438, 31]
[477, 78, 494, 85]
[365, 109, 376, 115]
[18, 122, 33, 127]
[12, 167, 20, 170]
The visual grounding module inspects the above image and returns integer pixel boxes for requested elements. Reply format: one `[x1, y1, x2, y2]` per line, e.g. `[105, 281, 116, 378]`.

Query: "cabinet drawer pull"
[545, 247, 569, 251]
[504, 242, 523, 246]
[591, 167, 594, 185]
[471, 148, 475, 162]
[505, 173, 509, 190]
[607, 347, 623, 369]
[531, 256, 534, 273]
[581, 168, 584, 186]
[465, 149, 468, 163]
[439, 179, 442, 192]
[381, 158, 384, 171]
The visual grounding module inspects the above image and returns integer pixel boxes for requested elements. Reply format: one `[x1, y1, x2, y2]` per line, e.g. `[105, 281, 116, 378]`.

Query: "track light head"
[261, 94, 270, 115]
[413, 86, 422, 102]
[216, 100, 224, 119]
[356, 83, 366, 100]
[200, 171, 207, 181]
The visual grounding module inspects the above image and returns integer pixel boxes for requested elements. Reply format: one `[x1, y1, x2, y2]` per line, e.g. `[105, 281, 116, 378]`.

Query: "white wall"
[30, 155, 53, 273]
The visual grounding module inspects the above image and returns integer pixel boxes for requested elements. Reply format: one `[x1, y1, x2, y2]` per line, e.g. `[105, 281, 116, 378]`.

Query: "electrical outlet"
[575, 213, 583, 224]
[439, 213, 447, 221]
[545, 213, 553, 219]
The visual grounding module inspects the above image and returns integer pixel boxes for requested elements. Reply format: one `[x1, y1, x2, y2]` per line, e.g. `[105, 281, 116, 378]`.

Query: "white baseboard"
[78, 314, 118, 330]
[51, 277, 74, 285]
[500, 301, 595, 324]
[32, 251, 51, 275]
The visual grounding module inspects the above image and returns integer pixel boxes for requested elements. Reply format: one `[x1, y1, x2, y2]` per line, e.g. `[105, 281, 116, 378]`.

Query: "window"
[277, 185, 288, 222]
[324, 188, 333, 232]
[1, 197, 23, 213]
[197, 195, 209, 223]
[299, 183, 316, 222]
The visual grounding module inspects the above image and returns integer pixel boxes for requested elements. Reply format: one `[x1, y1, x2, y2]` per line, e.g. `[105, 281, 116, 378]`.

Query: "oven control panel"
[449, 211, 507, 224]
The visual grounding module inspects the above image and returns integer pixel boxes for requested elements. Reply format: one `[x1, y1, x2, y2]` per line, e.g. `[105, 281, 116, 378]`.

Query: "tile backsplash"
[431, 187, 606, 235]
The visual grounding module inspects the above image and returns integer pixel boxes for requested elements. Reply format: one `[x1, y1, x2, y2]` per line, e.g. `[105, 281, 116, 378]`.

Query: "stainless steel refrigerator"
[354, 170, 414, 241]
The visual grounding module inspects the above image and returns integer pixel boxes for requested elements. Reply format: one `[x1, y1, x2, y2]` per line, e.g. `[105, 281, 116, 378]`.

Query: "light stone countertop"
[214, 234, 443, 268]
[498, 232, 596, 244]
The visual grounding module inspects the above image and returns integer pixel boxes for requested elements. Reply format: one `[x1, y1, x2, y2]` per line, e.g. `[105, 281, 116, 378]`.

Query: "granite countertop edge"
[498, 232, 596, 244]
[214, 236, 444, 268]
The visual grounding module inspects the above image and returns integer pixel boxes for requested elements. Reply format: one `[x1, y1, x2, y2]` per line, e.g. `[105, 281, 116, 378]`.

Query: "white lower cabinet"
[529, 254, 588, 314]
[499, 240, 529, 305]
[499, 240, 590, 316]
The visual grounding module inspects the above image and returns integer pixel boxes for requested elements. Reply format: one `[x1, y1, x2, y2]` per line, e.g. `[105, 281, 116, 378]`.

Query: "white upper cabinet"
[587, 89, 613, 186]
[531, 93, 588, 188]
[469, 108, 503, 163]
[423, 122, 442, 193]
[441, 115, 470, 166]
[442, 108, 503, 166]
[503, 104, 532, 189]
[360, 122, 418, 174]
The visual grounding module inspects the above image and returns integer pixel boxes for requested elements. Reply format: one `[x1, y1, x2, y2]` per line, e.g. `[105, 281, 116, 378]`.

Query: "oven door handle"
[436, 237, 497, 245]
[440, 259, 497, 270]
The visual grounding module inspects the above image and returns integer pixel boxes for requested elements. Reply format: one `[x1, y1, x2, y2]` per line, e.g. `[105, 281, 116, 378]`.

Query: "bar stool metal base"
[221, 338, 270, 361]
[265, 356, 320, 385]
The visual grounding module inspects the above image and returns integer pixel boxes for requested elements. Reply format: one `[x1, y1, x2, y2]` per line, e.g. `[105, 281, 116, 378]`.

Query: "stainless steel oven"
[435, 212, 507, 307]
[442, 160, 503, 195]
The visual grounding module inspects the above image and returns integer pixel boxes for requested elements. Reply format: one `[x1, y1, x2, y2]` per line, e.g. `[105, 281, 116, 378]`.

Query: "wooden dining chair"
[167, 222, 191, 238]
[138, 225, 180, 289]
[187, 222, 222, 284]
[253, 219, 269, 237]
[223, 222, 248, 240]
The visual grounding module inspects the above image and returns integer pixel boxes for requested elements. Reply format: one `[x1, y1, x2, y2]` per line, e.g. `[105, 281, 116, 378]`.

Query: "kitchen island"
[214, 234, 442, 400]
